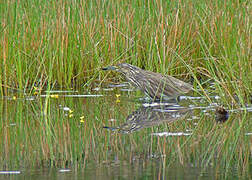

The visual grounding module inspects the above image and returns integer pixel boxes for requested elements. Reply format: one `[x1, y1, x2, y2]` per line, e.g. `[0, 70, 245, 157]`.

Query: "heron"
[102, 63, 193, 101]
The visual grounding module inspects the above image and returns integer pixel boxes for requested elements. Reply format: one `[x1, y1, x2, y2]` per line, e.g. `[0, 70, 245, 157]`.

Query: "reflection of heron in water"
[104, 104, 191, 134]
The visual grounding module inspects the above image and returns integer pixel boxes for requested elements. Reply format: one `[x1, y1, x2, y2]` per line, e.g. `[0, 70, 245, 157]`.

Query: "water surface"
[0, 84, 251, 179]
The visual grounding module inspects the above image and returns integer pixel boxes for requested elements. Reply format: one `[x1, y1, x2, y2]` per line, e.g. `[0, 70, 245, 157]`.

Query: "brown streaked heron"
[102, 63, 193, 101]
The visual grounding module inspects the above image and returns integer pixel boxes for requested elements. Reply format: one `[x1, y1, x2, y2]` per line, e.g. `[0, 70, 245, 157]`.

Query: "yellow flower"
[34, 91, 38, 95]
[50, 94, 59, 98]
[12, 96, 17, 100]
[115, 94, 121, 103]
[80, 116, 85, 123]
[69, 114, 73, 118]
[69, 110, 74, 114]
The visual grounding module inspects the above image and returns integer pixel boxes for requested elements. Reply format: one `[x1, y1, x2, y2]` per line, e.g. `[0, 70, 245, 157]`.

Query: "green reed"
[0, 0, 251, 105]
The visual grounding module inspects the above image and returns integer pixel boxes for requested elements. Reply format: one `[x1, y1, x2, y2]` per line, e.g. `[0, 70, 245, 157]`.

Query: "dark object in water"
[215, 106, 229, 123]
[102, 63, 193, 101]
[103, 104, 190, 133]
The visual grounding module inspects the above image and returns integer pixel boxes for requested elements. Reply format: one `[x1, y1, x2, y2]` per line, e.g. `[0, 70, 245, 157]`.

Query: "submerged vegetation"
[0, 0, 251, 105]
[0, 0, 251, 178]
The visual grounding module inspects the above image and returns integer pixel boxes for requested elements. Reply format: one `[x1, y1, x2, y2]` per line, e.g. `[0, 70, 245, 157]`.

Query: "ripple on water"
[151, 132, 192, 137]
[0, 171, 21, 174]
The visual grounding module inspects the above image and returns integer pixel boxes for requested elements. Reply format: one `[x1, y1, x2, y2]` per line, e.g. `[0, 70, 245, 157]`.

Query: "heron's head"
[102, 63, 140, 77]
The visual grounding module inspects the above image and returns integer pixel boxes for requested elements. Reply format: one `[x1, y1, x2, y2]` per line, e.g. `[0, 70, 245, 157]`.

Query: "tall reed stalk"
[0, 0, 251, 105]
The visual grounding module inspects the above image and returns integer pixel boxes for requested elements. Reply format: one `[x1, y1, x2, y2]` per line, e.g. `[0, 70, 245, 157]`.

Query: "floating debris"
[0, 171, 21, 174]
[151, 132, 192, 137]
[59, 169, 71, 173]
[62, 107, 71, 111]
[215, 106, 229, 123]
[93, 87, 100, 91]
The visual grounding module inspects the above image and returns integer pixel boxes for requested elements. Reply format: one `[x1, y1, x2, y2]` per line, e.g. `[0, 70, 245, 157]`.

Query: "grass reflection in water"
[0, 89, 251, 179]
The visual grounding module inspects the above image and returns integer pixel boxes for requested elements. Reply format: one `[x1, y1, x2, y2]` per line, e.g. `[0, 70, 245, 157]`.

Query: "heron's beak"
[102, 65, 117, 71]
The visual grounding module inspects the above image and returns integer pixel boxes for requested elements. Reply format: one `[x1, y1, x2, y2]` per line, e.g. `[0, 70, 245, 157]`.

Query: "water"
[0, 84, 251, 179]
[0, 165, 233, 180]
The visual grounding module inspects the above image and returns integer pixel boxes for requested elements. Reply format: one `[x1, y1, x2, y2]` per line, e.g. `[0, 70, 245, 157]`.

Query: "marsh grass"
[0, 0, 251, 105]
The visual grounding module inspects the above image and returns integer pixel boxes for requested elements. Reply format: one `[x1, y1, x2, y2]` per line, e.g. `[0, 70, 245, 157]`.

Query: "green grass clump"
[0, 0, 251, 105]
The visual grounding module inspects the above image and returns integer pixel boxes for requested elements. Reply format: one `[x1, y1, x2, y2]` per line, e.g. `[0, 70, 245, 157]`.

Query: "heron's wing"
[145, 71, 193, 94]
